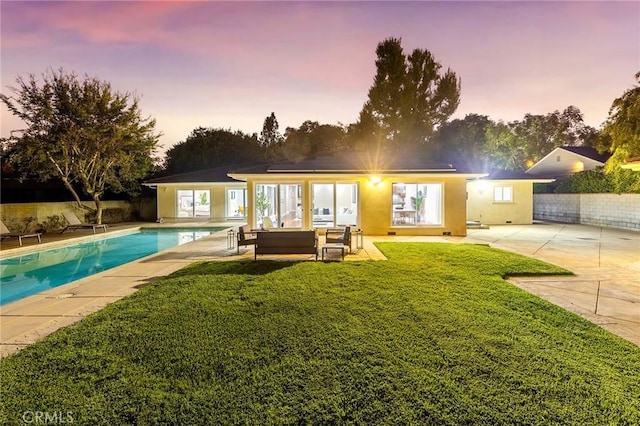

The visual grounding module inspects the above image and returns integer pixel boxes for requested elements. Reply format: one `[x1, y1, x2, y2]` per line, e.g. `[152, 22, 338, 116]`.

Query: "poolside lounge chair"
[0, 219, 42, 246]
[325, 226, 352, 253]
[61, 212, 108, 234]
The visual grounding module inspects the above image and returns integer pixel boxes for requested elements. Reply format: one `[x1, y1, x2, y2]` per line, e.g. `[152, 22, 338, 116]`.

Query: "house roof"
[228, 153, 476, 176]
[559, 146, 611, 163]
[526, 145, 611, 177]
[621, 156, 640, 171]
[143, 163, 259, 185]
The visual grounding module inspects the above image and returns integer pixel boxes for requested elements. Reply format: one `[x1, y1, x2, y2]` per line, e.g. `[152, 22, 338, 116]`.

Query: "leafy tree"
[0, 69, 160, 223]
[162, 127, 262, 175]
[282, 121, 347, 161]
[600, 72, 640, 170]
[355, 37, 461, 154]
[484, 121, 525, 170]
[513, 106, 598, 165]
[433, 114, 493, 171]
[259, 112, 284, 160]
[482, 106, 598, 171]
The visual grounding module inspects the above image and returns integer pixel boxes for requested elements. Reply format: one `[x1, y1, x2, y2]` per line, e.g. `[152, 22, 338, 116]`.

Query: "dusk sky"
[2, 1, 639, 156]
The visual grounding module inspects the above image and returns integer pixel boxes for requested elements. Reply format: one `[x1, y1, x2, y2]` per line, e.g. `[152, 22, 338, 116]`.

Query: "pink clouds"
[1, 1, 638, 151]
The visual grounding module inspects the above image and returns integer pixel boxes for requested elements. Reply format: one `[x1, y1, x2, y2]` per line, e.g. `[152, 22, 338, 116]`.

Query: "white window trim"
[493, 185, 513, 203]
[391, 182, 444, 227]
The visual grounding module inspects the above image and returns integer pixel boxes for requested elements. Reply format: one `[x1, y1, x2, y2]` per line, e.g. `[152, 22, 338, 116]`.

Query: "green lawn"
[1, 243, 639, 425]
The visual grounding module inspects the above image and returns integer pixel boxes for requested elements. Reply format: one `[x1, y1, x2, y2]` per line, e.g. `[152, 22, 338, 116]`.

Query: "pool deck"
[1, 222, 638, 358]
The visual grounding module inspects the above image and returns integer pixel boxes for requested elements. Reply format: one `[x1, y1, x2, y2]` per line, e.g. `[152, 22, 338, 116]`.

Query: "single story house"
[144, 153, 487, 236]
[227, 153, 486, 236]
[143, 164, 251, 222]
[467, 170, 554, 225]
[525, 146, 610, 178]
[144, 153, 551, 233]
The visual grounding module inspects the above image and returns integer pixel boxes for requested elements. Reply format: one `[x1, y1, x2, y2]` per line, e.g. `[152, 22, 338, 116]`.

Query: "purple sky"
[2, 1, 639, 155]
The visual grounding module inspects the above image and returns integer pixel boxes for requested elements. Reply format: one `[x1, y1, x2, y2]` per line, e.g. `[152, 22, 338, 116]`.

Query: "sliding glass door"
[255, 183, 302, 229]
[311, 183, 358, 228]
[176, 189, 210, 218]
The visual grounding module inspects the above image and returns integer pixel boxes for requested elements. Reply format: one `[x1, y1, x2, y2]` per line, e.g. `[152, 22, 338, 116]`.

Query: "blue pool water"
[0, 228, 222, 306]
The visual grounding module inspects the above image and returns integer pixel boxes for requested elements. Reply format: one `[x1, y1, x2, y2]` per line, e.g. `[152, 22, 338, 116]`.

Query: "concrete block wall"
[0, 200, 147, 232]
[534, 193, 640, 231]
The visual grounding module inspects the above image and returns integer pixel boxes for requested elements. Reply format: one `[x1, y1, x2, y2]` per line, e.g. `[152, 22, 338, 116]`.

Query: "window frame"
[493, 185, 513, 203]
[391, 182, 443, 227]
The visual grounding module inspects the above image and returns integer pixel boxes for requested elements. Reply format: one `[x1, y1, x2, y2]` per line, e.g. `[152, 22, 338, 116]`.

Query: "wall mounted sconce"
[370, 176, 382, 186]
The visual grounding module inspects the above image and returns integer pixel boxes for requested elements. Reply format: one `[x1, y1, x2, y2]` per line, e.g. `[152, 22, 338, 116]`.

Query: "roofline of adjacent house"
[526, 146, 606, 174]
[621, 157, 640, 171]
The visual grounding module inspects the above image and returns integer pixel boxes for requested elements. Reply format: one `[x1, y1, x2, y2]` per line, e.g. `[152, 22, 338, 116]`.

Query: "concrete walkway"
[1, 222, 638, 358]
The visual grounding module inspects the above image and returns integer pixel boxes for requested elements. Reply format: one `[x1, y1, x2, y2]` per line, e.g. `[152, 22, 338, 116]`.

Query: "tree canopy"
[598, 71, 640, 192]
[479, 106, 598, 171]
[354, 37, 461, 155]
[433, 114, 492, 171]
[0, 69, 160, 223]
[600, 71, 640, 168]
[282, 121, 348, 161]
[162, 127, 262, 175]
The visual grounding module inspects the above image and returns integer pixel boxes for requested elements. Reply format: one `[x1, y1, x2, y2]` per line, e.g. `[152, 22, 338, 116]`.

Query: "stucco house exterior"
[143, 164, 250, 222]
[525, 146, 610, 178]
[227, 154, 485, 236]
[467, 171, 554, 225]
[145, 153, 487, 236]
[144, 153, 551, 232]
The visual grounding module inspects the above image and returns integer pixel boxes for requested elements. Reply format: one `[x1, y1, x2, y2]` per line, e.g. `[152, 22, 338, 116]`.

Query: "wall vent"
[442, 231, 451, 236]
[387, 231, 396, 236]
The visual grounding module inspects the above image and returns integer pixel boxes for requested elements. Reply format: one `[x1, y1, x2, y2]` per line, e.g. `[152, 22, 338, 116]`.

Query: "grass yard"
[1, 242, 639, 425]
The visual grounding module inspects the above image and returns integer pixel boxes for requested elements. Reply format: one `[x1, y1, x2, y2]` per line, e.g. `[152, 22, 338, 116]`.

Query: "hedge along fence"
[533, 193, 640, 231]
[0, 199, 156, 233]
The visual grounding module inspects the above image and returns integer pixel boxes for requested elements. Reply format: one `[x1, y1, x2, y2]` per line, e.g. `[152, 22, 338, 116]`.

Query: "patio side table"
[322, 243, 345, 261]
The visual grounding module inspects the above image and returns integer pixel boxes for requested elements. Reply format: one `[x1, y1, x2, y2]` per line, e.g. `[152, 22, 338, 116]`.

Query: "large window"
[176, 189, 210, 218]
[312, 183, 358, 228]
[226, 188, 247, 219]
[255, 183, 302, 229]
[391, 183, 442, 226]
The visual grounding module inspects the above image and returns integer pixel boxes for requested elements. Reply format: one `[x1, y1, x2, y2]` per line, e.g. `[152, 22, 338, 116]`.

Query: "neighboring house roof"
[143, 163, 260, 186]
[560, 146, 611, 163]
[228, 153, 486, 179]
[526, 146, 611, 178]
[621, 157, 640, 172]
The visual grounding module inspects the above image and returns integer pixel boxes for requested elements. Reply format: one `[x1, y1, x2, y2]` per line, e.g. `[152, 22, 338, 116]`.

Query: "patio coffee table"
[322, 243, 345, 260]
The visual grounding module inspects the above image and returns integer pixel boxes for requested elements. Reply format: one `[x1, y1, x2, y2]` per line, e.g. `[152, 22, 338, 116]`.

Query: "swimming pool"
[0, 228, 223, 306]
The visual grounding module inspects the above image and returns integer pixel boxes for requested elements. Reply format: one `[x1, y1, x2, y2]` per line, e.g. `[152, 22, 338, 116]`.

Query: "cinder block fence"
[533, 194, 640, 231]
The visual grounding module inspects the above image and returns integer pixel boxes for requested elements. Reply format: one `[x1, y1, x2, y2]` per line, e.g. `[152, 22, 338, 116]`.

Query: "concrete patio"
[0, 222, 638, 358]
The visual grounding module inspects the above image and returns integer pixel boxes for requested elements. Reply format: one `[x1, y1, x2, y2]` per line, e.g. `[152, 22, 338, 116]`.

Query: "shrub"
[37, 215, 65, 232]
[554, 169, 614, 193]
[101, 207, 132, 224]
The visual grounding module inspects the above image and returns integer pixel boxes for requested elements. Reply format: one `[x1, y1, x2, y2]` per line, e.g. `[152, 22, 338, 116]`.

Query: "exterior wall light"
[370, 176, 382, 185]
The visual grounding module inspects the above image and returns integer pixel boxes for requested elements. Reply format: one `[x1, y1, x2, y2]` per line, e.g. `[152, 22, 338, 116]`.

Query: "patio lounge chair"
[325, 226, 351, 253]
[0, 219, 42, 246]
[237, 225, 258, 253]
[61, 212, 108, 234]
